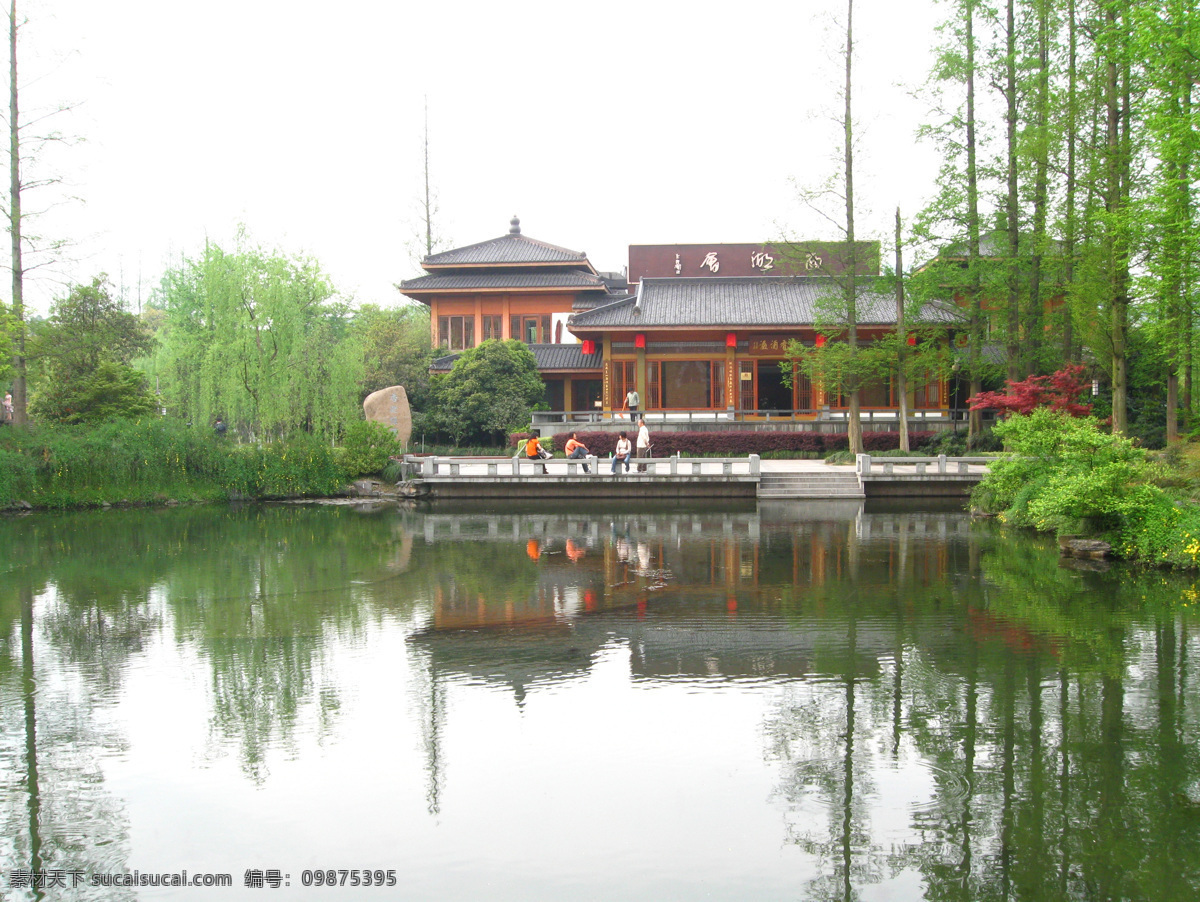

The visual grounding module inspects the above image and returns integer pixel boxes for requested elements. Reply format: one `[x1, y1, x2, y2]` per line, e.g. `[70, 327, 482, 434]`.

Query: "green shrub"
[337, 420, 404, 478]
[970, 409, 1200, 568]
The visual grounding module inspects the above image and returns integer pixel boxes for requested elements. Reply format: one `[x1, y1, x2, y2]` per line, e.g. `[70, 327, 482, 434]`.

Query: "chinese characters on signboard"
[701, 252, 720, 273]
[750, 251, 774, 272]
[748, 336, 794, 355]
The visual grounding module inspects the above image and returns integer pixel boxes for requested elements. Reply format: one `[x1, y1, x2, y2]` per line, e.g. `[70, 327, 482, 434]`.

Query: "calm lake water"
[1, 499, 1198, 901]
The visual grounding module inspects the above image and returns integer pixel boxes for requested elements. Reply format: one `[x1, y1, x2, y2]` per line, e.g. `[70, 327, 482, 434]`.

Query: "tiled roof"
[567, 277, 961, 329]
[573, 292, 631, 310]
[400, 271, 610, 293]
[431, 343, 603, 373]
[422, 232, 589, 267]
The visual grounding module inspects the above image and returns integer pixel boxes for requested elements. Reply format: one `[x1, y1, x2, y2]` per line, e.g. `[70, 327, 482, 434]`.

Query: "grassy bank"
[0, 419, 351, 509]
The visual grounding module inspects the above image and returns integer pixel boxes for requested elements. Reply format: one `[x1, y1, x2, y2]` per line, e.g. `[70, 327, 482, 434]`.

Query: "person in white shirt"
[624, 389, 639, 419]
[636, 418, 650, 472]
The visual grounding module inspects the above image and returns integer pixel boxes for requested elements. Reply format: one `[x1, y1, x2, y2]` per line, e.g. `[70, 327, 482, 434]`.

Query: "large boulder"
[363, 385, 412, 446]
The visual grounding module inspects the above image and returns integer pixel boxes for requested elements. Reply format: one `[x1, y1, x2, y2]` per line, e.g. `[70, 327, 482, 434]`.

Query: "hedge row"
[510, 430, 939, 457]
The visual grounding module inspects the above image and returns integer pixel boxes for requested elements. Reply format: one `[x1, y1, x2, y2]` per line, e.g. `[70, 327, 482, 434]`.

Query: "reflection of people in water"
[527, 539, 540, 561]
[565, 539, 585, 562]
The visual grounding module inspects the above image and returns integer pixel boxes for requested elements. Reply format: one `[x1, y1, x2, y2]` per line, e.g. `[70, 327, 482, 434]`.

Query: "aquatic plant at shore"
[0, 419, 350, 509]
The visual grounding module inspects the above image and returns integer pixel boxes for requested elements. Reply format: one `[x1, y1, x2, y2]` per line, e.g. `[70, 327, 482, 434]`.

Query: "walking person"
[564, 432, 591, 473]
[610, 431, 632, 474]
[624, 388, 639, 420]
[636, 417, 651, 472]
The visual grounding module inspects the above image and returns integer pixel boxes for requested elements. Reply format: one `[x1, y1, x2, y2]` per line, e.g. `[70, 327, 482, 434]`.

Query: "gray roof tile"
[422, 232, 589, 267]
[431, 343, 602, 373]
[400, 271, 609, 292]
[567, 277, 960, 329]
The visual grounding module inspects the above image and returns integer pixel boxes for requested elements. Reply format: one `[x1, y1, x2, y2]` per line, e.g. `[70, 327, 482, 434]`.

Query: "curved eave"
[401, 284, 611, 298]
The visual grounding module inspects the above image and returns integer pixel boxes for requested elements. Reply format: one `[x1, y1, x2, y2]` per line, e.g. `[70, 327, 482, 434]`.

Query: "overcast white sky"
[16, 0, 947, 314]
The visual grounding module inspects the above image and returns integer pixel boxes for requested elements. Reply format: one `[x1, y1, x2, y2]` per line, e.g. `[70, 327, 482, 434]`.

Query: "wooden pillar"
[635, 343, 647, 408]
[602, 336, 613, 414]
[473, 294, 482, 348]
[726, 343, 737, 410]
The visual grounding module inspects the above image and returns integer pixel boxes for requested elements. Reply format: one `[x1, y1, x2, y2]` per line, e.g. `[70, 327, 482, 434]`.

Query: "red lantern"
[635, 333, 646, 348]
[907, 333, 917, 346]
[581, 340, 595, 355]
[726, 332, 737, 348]
[815, 334, 826, 347]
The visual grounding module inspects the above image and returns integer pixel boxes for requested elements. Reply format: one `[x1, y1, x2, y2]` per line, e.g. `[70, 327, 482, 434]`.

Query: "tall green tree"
[26, 275, 156, 423]
[915, 0, 991, 441]
[353, 302, 433, 409]
[425, 339, 543, 446]
[153, 234, 363, 441]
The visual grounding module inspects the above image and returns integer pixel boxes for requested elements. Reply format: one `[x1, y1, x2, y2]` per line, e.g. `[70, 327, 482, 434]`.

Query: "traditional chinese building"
[399, 216, 623, 411]
[405, 224, 958, 431]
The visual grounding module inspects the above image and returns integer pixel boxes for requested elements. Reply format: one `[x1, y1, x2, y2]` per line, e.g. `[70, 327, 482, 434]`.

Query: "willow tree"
[153, 235, 363, 440]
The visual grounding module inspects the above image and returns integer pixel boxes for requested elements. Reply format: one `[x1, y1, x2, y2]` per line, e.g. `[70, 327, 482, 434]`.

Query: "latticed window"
[438, 315, 475, 351]
[611, 360, 635, 408]
[739, 361, 755, 411]
[914, 371, 941, 407]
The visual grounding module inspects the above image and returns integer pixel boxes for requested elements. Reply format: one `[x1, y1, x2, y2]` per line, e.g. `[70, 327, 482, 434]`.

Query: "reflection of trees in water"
[759, 517, 1200, 901]
[0, 587, 131, 902]
[1, 505, 422, 787]
[766, 634, 886, 901]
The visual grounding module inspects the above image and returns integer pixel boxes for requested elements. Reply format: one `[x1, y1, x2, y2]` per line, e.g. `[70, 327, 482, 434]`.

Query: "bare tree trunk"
[8, 0, 26, 424]
[423, 96, 433, 259]
[895, 208, 910, 452]
[1003, 0, 1021, 385]
[1025, 0, 1050, 377]
[1062, 0, 1078, 363]
[843, 0, 862, 455]
[965, 0, 984, 441]
[1106, 2, 1129, 435]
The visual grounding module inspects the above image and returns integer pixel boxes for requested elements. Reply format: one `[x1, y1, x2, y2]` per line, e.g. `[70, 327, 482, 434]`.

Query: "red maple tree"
[967, 364, 1093, 417]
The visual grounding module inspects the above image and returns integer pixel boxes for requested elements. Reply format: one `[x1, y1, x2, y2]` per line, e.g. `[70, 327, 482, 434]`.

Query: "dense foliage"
[969, 364, 1094, 418]
[28, 276, 157, 424]
[972, 409, 1200, 568]
[150, 234, 363, 442]
[336, 420, 405, 479]
[423, 340, 544, 446]
[354, 303, 434, 409]
[0, 419, 356, 509]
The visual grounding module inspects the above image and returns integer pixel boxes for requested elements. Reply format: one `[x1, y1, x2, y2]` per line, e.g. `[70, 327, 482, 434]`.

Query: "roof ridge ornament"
[509, 215, 521, 235]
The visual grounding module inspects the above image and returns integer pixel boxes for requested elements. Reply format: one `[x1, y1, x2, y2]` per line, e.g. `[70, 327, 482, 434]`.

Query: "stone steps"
[757, 472, 864, 499]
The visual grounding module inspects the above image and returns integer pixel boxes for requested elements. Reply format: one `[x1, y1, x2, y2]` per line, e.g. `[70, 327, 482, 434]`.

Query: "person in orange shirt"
[564, 432, 590, 473]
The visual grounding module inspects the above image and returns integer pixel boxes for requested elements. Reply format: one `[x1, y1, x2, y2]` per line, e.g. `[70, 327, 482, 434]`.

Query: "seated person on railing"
[610, 431, 631, 474]
[564, 432, 591, 473]
[525, 432, 551, 473]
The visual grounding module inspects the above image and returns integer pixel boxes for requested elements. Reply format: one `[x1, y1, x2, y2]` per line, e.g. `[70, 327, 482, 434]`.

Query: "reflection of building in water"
[411, 506, 975, 685]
